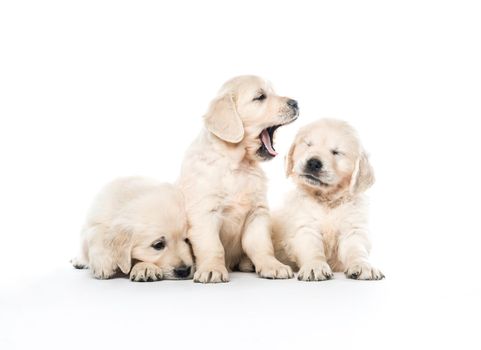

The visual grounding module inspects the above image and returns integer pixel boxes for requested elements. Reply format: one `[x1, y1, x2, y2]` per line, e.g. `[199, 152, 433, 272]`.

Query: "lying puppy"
[72, 177, 194, 281]
[179, 75, 299, 283]
[272, 119, 384, 281]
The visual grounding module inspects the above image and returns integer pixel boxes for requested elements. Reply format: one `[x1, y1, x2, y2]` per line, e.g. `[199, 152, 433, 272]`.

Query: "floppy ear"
[285, 140, 297, 178]
[349, 151, 375, 195]
[285, 129, 306, 178]
[110, 225, 133, 274]
[203, 93, 244, 143]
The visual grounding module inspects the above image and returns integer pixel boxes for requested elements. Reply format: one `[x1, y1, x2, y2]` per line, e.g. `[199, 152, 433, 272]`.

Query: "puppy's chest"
[221, 170, 264, 214]
[307, 205, 345, 257]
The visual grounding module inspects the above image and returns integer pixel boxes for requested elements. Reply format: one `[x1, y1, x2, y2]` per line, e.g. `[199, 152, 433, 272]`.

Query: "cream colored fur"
[72, 177, 194, 281]
[272, 119, 384, 281]
[178, 75, 298, 283]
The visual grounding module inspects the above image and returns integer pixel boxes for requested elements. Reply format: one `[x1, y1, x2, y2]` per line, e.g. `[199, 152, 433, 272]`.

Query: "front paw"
[130, 262, 163, 282]
[298, 261, 333, 281]
[345, 263, 384, 280]
[193, 264, 229, 283]
[256, 259, 293, 279]
[89, 260, 117, 279]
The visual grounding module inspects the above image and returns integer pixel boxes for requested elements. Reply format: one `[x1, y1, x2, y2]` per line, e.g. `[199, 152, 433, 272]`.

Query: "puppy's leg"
[130, 262, 163, 282]
[190, 214, 229, 283]
[338, 231, 384, 280]
[242, 212, 293, 279]
[237, 255, 255, 272]
[88, 244, 118, 279]
[71, 231, 90, 269]
[290, 229, 333, 281]
[86, 226, 131, 280]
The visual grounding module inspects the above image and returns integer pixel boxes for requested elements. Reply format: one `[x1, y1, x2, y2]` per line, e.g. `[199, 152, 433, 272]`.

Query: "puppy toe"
[130, 262, 163, 282]
[146, 267, 163, 281]
[298, 262, 332, 282]
[345, 263, 384, 280]
[92, 268, 116, 279]
[193, 265, 229, 283]
[276, 265, 294, 279]
[371, 267, 385, 280]
[210, 271, 223, 282]
[257, 260, 294, 279]
[90, 263, 116, 280]
[346, 264, 362, 279]
[131, 269, 146, 282]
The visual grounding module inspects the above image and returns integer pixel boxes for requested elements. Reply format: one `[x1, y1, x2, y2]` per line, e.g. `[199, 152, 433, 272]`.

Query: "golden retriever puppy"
[72, 177, 194, 282]
[272, 119, 384, 281]
[178, 75, 299, 283]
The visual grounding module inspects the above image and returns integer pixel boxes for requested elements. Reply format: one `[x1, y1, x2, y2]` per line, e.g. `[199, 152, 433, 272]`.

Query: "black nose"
[174, 265, 191, 278]
[306, 158, 323, 173]
[287, 99, 298, 110]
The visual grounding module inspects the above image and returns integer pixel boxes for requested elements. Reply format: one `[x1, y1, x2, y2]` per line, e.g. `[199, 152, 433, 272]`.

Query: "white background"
[1, 1, 480, 349]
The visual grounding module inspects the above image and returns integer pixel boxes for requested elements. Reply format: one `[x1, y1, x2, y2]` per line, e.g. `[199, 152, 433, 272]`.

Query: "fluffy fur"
[178, 75, 299, 283]
[72, 177, 194, 282]
[272, 119, 384, 281]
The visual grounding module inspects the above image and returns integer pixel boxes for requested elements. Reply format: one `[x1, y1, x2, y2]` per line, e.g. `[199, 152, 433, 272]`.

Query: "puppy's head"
[286, 119, 374, 200]
[115, 184, 194, 280]
[204, 75, 299, 161]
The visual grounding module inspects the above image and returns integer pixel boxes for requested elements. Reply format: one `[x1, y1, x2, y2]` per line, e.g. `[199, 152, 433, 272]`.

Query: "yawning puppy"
[272, 119, 384, 281]
[72, 177, 194, 282]
[178, 75, 299, 283]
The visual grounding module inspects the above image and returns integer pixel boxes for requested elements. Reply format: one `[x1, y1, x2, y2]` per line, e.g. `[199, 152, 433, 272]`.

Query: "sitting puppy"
[272, 119, 384, 281]
[72, 177, 194, 282]
[178, 75, 299, 283]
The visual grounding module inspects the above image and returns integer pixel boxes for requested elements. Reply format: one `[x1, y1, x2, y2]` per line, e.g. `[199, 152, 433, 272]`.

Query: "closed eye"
[252, 93, 266, 102]
[331, 149, 342, 156]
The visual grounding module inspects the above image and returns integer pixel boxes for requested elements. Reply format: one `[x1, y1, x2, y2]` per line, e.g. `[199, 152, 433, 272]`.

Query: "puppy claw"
[256, 260, 293, 279]
[130, 262, 163, 282]
[345, 263, 384, 280]
[297, 262, 333, 281]
[193, 265, 229, 283]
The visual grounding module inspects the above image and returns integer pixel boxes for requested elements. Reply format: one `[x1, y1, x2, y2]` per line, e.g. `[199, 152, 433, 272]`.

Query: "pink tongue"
[261, 129, 278, 156]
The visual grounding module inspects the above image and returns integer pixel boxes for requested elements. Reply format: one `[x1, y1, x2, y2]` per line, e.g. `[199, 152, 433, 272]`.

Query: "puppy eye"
[305, 141, 312, 147]
[331, 149, 341, 156]
[252, 93, 266, 102]
[151, 238, 166, 250]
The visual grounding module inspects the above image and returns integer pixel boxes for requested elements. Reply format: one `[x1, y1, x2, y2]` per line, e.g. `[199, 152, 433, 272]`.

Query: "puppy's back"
[85, 177, 168, 227]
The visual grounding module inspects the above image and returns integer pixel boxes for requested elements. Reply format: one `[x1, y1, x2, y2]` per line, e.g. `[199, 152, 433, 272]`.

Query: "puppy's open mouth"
[259, 125, 280, 157]
[301, 174, 329, 187]
[257, 118, 298, 160]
